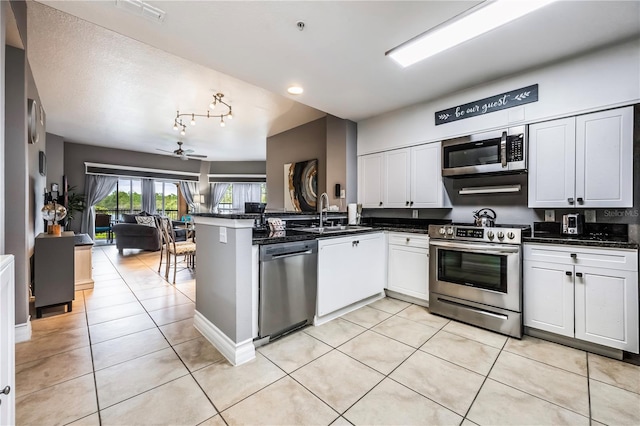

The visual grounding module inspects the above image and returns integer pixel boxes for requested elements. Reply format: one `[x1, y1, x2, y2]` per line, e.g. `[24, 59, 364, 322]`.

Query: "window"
[155, 181, 179, 220]
[215, 183, 266, 211]
[217, 185, 233, 211]
[95, 178, 181, 221]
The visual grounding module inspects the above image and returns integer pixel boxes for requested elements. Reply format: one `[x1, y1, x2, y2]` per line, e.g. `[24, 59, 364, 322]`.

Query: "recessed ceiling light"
[287, 86, 304, 95]
[387, 0, 556, 67]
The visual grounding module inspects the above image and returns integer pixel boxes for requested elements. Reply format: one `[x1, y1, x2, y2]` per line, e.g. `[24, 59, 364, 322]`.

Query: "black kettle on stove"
[473, 208, 496, 227]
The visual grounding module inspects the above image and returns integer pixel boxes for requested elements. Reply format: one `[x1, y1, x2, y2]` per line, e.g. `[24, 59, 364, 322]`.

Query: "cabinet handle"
[410, 201, 414, 206]
[565, 271, 572, 276]
[0, 386, 9, 396]
[575, 272, 583, 278]
[567, 197, 574, 205]
[406, 237, 410, 243]
[379, 202, 383, 207]
[577, 197, 584, 204]
[405, 201, 409, 206]
[570, 253, 577, 259]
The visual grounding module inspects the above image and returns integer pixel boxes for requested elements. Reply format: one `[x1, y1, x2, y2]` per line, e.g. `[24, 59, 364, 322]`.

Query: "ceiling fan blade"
[183, 149, 195, 154]
[156, 148, 174, 154]
[186, 154, 207, 158]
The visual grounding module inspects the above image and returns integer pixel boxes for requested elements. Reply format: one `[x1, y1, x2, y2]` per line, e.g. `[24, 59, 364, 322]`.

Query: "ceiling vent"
[115, 0, 166, 23]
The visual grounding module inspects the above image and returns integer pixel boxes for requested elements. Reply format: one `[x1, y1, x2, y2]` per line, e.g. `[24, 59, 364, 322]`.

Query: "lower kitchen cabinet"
[523, 243, 638, 353]
[387, 232, 429, 302]
[317, 232, 385, 317]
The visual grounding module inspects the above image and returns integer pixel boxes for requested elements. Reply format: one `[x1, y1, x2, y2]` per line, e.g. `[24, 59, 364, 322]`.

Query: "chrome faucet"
[319, 192, 329, 227]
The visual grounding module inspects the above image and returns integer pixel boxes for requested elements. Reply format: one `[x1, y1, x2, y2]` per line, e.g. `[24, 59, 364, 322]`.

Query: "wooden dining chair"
[159, 217, 196, 284]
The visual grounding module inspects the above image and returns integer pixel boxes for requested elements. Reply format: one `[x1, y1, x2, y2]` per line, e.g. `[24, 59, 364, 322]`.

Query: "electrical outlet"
[544, 210, 555, 222]
[219, 227, 227, 243]
[340, 189, 346, 199]
[412, 210, 418, 218]
[585, 210, 596, 223]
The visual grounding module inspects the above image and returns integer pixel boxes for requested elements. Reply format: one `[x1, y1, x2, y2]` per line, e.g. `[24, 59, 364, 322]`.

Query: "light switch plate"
[544, 210, 555, 222]
[219, 226, 227, 243]
[585, 210, 596, 223]
[412, 210, 418, 218]
[340, 189, 346, 199]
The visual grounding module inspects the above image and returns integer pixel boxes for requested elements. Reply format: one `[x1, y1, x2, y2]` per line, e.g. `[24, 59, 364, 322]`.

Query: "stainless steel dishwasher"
[258, 240, 317, 342]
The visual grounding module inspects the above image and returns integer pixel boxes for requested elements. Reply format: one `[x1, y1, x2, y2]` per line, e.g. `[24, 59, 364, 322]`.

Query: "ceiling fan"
[157, 141, 207, 160]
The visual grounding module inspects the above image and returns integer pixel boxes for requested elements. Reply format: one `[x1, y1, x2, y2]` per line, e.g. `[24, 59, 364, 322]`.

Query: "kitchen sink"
[294, 225, 373, 234]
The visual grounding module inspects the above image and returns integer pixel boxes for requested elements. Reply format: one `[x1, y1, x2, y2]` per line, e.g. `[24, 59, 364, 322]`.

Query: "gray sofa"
[112, 213, 187, 253]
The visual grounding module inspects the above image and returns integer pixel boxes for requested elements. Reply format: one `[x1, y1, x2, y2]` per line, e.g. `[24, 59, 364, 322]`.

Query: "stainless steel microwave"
[441, 126, 526, 177]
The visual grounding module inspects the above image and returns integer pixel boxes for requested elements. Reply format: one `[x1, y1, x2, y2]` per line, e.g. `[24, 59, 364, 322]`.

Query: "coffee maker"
[562, 213, 584, 236]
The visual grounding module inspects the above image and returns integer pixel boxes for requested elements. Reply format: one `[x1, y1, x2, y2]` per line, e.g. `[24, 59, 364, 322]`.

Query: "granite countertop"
[193, 212, 260, 220]
[253, 227, 385, 245]
[74, 233, 94, 246]
[523, 236, 639, 250]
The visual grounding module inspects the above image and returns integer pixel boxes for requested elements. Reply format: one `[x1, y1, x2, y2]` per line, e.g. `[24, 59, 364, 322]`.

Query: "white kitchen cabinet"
[523, 243, 638, 353]
[528, 106, 633, 208]
[317, 232, 385, 317]
[358, 153, 384, 208]
[360, 141, 449, 209]
[0, 256, 15, 426]
[387, 233, 429, 302]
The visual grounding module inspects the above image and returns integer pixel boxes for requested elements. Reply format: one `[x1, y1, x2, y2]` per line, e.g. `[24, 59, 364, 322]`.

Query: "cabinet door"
[317, 234, 385, 317]
[358, 154, 384, 208]
[523, 260, 574, 337]
[575, 106, 633, 208]
[574, 266, 639, 353]
[411, 143, 448, 208]
[528, 117, 576, 208]
[0, 256, 15, 426]
[387, 244, 429, 301]
[384, 148, 411, 208]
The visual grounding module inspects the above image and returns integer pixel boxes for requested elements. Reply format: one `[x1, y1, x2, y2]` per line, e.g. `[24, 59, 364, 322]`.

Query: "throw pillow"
[122, 214, 137, 223]
[135, 216, 156, 228]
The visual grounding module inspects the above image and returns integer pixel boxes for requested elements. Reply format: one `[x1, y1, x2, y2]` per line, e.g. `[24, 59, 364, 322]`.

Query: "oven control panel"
[429, 225, 527, 244]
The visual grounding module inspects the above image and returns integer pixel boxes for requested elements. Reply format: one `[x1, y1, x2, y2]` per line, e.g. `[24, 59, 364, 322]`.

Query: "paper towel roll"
[348, 203, 357, 225]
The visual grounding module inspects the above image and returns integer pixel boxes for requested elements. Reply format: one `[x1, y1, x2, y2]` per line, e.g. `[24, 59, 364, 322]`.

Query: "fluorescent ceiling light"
[387, 0, 556, 67]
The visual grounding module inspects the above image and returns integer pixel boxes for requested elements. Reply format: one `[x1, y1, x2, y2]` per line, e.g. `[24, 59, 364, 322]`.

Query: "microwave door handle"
[500, 131, 507, 168]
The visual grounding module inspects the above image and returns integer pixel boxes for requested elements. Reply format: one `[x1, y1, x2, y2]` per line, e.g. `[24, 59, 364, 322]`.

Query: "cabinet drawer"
[388, 233, 429, 249]
[524, 243, 638, 272]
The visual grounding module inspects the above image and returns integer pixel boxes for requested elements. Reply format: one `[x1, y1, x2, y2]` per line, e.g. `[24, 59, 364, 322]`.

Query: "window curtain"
[179, 181, 199, 212]
[231, 183, 262, 211]
[141, 178, 156, 214]
[209, 183, 230, 212]
[81, 175, 118, 239]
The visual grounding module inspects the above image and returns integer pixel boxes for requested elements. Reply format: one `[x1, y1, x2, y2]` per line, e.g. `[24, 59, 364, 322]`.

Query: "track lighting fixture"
[173, 93, 232, 135]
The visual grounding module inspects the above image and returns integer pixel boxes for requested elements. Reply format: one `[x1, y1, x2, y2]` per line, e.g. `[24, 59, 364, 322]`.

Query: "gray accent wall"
[0, 3, 6, 254]
[46, 132, 64, 192]
[326, 116, 358, 207]
[208, 161, 266, 175]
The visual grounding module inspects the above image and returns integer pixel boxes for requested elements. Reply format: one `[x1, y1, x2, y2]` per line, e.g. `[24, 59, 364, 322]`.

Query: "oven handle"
[438, 297, 509, 320]
[429, 239, 520, 254]
[500, 131, 508, 168]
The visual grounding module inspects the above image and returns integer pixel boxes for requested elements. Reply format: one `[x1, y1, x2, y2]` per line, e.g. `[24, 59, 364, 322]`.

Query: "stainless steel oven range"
[428, 223, 531, 338]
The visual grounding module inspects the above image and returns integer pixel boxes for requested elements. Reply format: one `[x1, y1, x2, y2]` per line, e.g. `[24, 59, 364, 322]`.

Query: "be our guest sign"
[435, 84, 538, 125]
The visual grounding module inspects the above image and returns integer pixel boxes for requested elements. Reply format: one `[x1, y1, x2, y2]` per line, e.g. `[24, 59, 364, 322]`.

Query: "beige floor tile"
[15, 346, 93, 397]
[95, 347, 189, 408]
[67, 412, 101, 426]
[590, 378, 640, 425]
[291, 350, 384, 413]
[221, 376, 338, 425]
[390, 350, 484, 416]
[442, 321, 508, 349]
[159, 317, 202, 345]
[174, 337, 226, 372]
[148, 302, 195, 326]
[342, 306, 392, 329]
[331, 417, 353, 426]
[397, 304, 450, 329]
[467, 379, 589, 425]
[83, 284, 132, 300]
[372, 315, 439, 348]
[16, 373, 98, 426]
[88, 312, 156, 344]
[92, 327, 170, 370]
[421, 331, 500, 375]
[132, 285, 179, 300]
[588, 353, 640, 394]
[86, 301, 145, 325]
[84, 291, 138, 310]
[344, 378, 462, 426]
[140, 292, 193, 311]
[461, 419, 479, 426]
[15, 327, 89, 365]
[193, 352, 285, 411]
[368, 297, 411, 314]
[198, 415, 227, 426]
[30, 311, 87, 339]
[100, 375, 216, 426]
[90, 276, 125, 287]
[505, 335, 587, 376]
[258, 331, 332, 373]
[489, 351, 589, 416]
[304, 318, 367, 347]
[338, 330, 415, 375]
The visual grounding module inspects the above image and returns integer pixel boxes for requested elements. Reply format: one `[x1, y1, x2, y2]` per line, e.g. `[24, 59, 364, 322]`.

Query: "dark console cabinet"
[34, 232, 75, 317]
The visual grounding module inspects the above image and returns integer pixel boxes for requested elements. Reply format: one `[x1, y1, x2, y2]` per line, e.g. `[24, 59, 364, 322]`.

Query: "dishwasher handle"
[260, 240, 318, 261]
[270, 249, 314, 260]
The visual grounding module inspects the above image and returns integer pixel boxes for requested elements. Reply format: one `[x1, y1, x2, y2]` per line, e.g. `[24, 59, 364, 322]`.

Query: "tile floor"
[15, 245, 640, 425]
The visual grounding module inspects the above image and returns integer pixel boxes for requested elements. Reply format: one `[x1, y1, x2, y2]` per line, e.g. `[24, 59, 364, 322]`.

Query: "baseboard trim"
[75, 280, 95, 291]
[385, 289, 429, 308]
[314, 292, 385, 326]
[15, 317, 32, 343]
[194, 311, 255, 366]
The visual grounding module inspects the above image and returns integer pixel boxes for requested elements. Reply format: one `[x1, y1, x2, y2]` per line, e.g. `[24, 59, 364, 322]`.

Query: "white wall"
[358, 39, 640, 155]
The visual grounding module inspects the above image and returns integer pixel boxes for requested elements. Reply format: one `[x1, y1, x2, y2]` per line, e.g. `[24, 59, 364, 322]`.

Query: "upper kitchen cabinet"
[359, 142, 449, 209]
[529, 106, 633, 208]
[358, 153, 384, 208]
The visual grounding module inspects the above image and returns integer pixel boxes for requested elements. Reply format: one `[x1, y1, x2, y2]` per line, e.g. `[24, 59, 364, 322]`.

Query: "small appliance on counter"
[562, 213, 584, 236]
[472, 208, 496, 227]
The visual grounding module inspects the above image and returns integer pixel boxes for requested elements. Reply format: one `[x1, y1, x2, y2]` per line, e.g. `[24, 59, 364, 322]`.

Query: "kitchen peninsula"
[192, 212, 386, 366]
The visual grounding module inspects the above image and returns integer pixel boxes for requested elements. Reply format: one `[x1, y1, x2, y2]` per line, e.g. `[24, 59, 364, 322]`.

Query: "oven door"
[429, 240, 521, 312]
